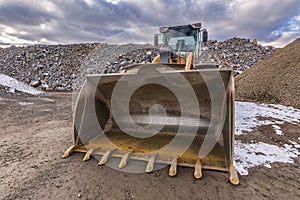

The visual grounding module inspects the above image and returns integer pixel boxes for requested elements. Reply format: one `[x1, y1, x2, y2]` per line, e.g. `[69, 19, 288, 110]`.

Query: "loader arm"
[152, 52, 194, 70]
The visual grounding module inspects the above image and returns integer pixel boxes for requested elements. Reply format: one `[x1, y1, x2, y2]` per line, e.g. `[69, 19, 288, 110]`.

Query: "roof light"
[191, 23, 201, 29]
[159, 27, 169, 33]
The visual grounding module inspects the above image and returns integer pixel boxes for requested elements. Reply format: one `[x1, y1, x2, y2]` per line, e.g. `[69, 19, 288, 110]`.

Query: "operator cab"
[156, 23, 208, 64]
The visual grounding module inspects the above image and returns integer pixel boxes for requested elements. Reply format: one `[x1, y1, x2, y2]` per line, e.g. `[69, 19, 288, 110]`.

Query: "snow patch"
[235, 101, 300, 135]
[39, 97, 55, 103]
[9, 87, 15, 93]
[0, 97, 8, 101]
[264, 164, 271, 168]
[0, 97, 14, 102]
[234, 140, 299, 175]
[18, 102, 34, 106]
[0, 74, 44, 96]
[289, 140, 300, 148]
[272, 125, 284, 135]
[235, 102, 300, 175]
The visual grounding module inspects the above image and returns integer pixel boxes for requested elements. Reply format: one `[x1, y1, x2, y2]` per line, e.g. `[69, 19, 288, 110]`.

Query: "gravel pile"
[200, 37, 274, 74]
[0, 37, 274, 91]
[235, 37, 300, 108]
[0, 43, 159, 91]
[0, 43, 98, 90]
[74, 43, 159, 89]
[80, 44, 158, 74]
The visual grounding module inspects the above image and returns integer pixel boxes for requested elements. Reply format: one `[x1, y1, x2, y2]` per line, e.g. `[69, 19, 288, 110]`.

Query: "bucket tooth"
[62, 145, 77, 158]
[82, 148, 97, 161]
[146, 153, 158, 173]
[169, 156, 179, 177]
[229, 165, 239, 185]
[118, 152, 132, 169]
[83, 147, 101, 161]
[194, 158, 202, 179]
[98, 149, 116, 166]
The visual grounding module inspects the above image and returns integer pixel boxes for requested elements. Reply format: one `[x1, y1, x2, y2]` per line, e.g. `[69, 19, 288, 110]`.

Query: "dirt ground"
[0, 91, 299, 200]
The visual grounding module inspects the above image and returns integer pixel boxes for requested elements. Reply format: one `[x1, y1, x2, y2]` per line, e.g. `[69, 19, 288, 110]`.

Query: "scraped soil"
[0, 91, 299, 200]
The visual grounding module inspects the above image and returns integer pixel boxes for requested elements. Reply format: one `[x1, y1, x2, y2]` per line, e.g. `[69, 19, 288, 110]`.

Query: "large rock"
[30, 80, 41, 87]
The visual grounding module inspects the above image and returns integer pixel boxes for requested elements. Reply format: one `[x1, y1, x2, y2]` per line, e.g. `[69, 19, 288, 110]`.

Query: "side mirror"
[154, 34, 159, 46]
[202, 30, 208, 43]
[154, 34, 162, 46]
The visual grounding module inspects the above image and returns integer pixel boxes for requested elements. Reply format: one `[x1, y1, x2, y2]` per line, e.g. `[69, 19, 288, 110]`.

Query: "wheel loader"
[63, 23, 239, 185]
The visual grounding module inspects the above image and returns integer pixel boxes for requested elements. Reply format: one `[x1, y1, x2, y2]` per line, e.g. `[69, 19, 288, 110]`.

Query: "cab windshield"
[168, 36, 195, 52]
[162, 28, 197, 52]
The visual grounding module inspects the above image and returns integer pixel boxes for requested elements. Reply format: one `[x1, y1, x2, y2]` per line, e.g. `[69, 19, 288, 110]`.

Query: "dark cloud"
[0, 0, 299, 47]
[0, 1, 60, 26]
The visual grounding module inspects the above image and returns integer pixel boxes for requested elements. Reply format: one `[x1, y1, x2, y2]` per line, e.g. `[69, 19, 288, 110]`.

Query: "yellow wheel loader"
[63, 23, 239, 185]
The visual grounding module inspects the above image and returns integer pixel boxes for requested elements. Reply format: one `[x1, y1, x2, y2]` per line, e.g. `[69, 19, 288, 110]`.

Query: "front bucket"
[63, 64, 239, 185]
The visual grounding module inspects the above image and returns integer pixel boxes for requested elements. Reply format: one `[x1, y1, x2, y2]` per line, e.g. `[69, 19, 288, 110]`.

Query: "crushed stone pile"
[199, 37, 274, 74]
[75, 44, 159, 89]
[0, 43, 98, 90]
[0, 43, 158, 91]
[235, 37, 300, 109]
[0, 38, 274, 91]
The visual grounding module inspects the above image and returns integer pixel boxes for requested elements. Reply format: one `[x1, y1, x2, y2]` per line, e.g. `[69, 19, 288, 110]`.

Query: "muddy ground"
[0, 91, 299, 200]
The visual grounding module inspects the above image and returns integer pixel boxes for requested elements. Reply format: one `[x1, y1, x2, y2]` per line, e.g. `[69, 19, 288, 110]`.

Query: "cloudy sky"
[0, 0, 299, 47]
